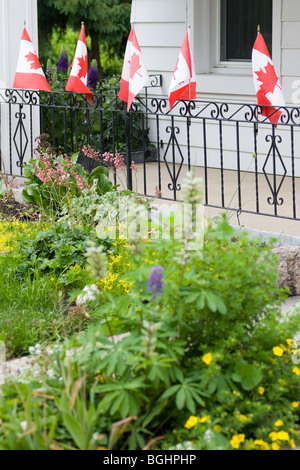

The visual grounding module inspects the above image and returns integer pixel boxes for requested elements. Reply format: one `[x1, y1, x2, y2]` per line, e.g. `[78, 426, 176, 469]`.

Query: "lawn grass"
[0, 268, 93, 359]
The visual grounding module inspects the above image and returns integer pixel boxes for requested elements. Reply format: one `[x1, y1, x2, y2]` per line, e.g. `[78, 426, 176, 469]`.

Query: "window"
[220, 0, 273, 62]
[194, 0, 280, 97]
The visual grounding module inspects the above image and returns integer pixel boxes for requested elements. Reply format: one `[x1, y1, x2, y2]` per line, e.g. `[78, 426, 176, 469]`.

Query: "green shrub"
[22, 152, 114, 217]
[1, 222, 101, 289]
[1, 215, 299, 450]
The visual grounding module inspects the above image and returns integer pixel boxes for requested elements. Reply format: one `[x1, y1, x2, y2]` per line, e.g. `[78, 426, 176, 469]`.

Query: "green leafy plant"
[1, 173, 300, 450]
[1, 214, 299, 450]
[22, 149, 114, 217]
[1, 222, 100, 287]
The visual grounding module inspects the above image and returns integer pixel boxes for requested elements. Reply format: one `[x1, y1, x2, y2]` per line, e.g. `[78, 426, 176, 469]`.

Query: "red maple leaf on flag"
[77, 55, 87, 79]
[173, 58, 180, 80]
[25, 51, 41, 70]
[129, 52, 143, 80]
[255, 62, 281, 95]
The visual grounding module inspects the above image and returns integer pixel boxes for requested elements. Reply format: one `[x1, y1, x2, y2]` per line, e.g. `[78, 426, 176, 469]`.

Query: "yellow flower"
[271, 443, 280, 450]
[230, 434, 245, 449]
[274, 420, 284, 427]
[292, 367, 300, 376]
[230, 436, 240, 449]
[286, 339, 294, 347]
[202, 353, 212, 365]
[277, 431, 289, 441]
[184, 416, 198, 429]
[199, 416, 210, 424]
[273, 346, 284, 357]
[269, 432, 278, 441]
[254, 440, 270, 450]
[258, 386, 265, 395]
[290, 439, 296, 449]
[292, 402, 299, 408]
[213, 425, 222, 434]
[239, 414, 248, 423]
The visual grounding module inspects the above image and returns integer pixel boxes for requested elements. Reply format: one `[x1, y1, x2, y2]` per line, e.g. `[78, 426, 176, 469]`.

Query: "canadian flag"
[66, 23, 92, 103]
[13, 28, 51, 91]
[168, 28, 196, 111]
[118, 27, 149, 111]
[252, 32, 285, 125]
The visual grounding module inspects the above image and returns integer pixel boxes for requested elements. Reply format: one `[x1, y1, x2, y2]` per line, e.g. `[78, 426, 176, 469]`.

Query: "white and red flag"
[66, 23, 92, 103]
[168, 28, 196, 111]
[13, 28, 51, 91]
[118, 27, 149, 111]
[252, 32, 285, 124]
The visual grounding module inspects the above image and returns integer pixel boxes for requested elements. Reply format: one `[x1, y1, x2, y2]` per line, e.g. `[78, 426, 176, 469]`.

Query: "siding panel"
[141, 47, 183, 73]
[135, 22, 187, 48]
[282, 22, 300, 49]
[282, 0, 300, 21]
[131, 0, 187, 23]
[282, 49, 300, 76]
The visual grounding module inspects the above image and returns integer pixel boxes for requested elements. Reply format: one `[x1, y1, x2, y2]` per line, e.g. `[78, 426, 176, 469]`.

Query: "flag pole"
[188, 25, 192, 126]
[188, 25, 191, 100]
[22, 20, 27, 104]
[255, 24, 260, 135]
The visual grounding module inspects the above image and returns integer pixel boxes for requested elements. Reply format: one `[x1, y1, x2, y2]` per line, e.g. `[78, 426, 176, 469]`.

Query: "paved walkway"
[111, 163, 300, 237]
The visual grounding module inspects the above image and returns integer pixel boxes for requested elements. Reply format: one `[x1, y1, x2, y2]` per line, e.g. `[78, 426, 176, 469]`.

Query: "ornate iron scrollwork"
[263, 133, 286, 208]
[13, 105, 28, 169]
[163, 124, 184, 196]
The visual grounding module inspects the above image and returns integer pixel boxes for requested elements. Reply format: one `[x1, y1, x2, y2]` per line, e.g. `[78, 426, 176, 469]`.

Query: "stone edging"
[0, 333, 130, 387]
[232, 225, 300, 247]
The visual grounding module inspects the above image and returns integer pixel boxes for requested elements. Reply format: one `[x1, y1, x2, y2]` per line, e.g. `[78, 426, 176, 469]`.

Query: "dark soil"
[0, 195, 40, 222]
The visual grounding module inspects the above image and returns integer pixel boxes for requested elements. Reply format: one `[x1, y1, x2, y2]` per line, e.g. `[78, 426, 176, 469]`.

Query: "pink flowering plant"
[82, 144, 126, 172]
[22, 151, 114, 216]
[82, 144, 139, 190]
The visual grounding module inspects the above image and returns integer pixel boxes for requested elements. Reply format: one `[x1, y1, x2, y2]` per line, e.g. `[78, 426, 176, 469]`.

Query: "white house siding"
[131, 0, 300, 182]
[0, 0, 39, 177]
[131, 0, 189, 97]
[0, 0, 39, 88]
[281, 0, 300, 104]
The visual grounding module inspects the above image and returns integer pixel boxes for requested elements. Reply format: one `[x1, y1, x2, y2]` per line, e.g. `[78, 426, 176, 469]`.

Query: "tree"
[37, 0, 131, 77]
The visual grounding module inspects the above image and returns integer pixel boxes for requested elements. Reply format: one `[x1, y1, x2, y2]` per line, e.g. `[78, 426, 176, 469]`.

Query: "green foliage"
[38, 0, 131, 74]
[0, 179, 6, 197]
[0, 219, 105, 358]
[0, 271, 62, 359]
[1, 223, 99, 287]
[1, 216, 299, 450]
[39, 78, 150, 155]
[22, 152, 114, 217]
[40, 27, 123, 76]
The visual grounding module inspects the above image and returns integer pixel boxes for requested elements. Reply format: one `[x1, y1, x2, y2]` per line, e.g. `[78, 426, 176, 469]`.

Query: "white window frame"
[189, 0, 282, 98]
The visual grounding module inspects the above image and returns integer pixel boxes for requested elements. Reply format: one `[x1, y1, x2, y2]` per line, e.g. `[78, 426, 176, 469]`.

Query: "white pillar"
[0, 0, 39, 179]
[0, 0, 38, 89]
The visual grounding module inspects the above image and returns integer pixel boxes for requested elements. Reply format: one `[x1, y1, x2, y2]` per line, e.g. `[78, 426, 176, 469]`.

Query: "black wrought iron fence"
[0, 85, 300, 222]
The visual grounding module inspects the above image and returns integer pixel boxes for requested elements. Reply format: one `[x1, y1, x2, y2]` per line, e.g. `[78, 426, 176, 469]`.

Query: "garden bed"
[0, 194, 38, 222]
[0, 160, 300, 451]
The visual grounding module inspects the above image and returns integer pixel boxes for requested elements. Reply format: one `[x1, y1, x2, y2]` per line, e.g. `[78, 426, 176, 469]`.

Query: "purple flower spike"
[87, 59, 99, 90]
[148, 266, 164, 295]
[58, 45, 69, 72]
